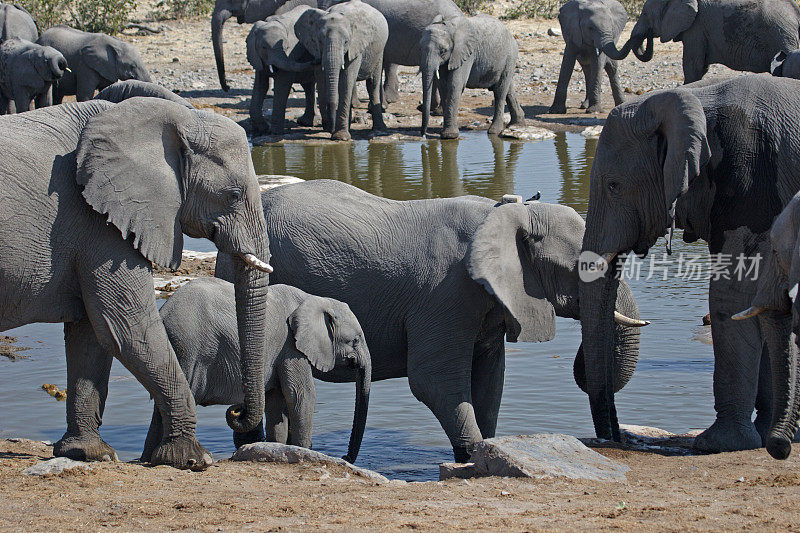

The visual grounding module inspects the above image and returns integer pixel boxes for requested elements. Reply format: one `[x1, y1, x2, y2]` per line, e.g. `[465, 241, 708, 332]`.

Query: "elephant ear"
[346, 6, 376, 60]
[246, 23, 266, 71]
[447, 17, 478, 71]
[772, 51, 787, 76]
[289, 296, 337, 373]
[467, 202, 556, 343]
[659, 0, 697, 42]
[76, 97, 197, 270]
[295, 9, 323, 59]
[81, 38, 122, 82]
[558, 3, 582, 48]
[633, 89, 710, 216]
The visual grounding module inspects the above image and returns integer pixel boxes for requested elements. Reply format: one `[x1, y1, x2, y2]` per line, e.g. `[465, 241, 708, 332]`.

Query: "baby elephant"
[143, 278, 372, 463]
[38, 25, 151, 102]
[0, 38, 67, 113]
[772, 50, 800, 79]
[420, 14, 525, 138]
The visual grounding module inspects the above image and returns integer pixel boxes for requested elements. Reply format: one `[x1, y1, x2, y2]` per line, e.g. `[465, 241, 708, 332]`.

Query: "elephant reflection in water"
[554, 131, 594, 213]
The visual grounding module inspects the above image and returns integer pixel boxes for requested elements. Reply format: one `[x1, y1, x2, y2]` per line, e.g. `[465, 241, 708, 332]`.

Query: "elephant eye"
[226, 188, 243, 204]
[606, 181, 619, 195]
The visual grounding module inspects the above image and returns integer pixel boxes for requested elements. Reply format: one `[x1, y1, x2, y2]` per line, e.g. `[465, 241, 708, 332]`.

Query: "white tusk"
[789, 283, 798, 300]
[614, 311, 650, 327]
[241, 253, 273, 273]
[732, 306, 765, 320]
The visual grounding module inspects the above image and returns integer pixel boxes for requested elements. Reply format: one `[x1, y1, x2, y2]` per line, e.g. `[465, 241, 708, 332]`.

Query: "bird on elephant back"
[578, 74, 800, 456]
[0, 80, 274, 470]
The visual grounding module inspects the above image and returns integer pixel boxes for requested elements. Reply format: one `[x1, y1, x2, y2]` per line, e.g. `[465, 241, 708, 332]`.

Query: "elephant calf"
[0, 37, 67, 113]
[419, 14, 525, 138]
[38, 25, 151, 102]
[144, 278, 372, 463]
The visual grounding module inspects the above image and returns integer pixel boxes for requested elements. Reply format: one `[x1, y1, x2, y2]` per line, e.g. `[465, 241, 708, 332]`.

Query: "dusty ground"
[3, 438, 800, 531]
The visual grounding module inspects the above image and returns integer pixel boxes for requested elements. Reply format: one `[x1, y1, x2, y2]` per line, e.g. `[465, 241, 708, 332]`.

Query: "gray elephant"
[419, 14, 525, 138]
[217, 180, 645, 462]
[38, 25, 151, 102]
[578, 74, 800, 454]
[145, 278, 371, 463]
[771, 50, 800, 79]
[549, 0, 628, 114]
[0, 91, 274, 470]
[0, 37, 66, 113]
[296, 0, 388, 140]
[94, 79, 192, 108]
[606, 0, 800, 83]
[0, 3, 37, 42]
[247, 6, 316, 136]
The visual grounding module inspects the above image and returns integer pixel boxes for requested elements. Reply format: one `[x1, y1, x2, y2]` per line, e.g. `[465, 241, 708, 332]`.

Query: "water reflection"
[555, 133, 595, 214]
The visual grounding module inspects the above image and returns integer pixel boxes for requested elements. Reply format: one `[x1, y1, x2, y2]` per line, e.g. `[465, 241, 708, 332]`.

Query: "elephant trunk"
[600, 40, 633, 61]
[632, 34, 654, 62]
[226, 239, 271, 434]
[574, 280, 640, 394]
[212, 8, 232, 92]
[49, 54, 67, 79]
[578, 261, 622, 441]
[322, 42, 343, 133]
[420, 57, 437, 135]
[136, 66, 153, 83]
[343, 347, 371, 463]
[760, 308, 800, 459]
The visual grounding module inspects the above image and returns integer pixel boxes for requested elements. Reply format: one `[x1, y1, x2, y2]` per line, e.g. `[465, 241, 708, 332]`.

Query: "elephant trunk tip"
[226, 403, 259, 432]
[767, 434, 792, 460]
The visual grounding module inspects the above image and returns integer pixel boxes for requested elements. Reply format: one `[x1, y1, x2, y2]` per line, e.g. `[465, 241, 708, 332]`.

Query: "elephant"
[296, 0, 388, 141]
[734, 194, 800, 459]
[144, 278, 371, 463]
[38, 25, 152, 102]
[0, 3, 37, 42]
[0, 93, 273, 469]
[216, 179, 646, 462]
[549, 0, 628, 114]
[94, 79, 193, 108]
[246, 6, 317, 136]
[771, 50, 800, 79]
[419, 14, 525, 138]
[605, 0, 800, 83]
[0, 37, 66, 113]
[578, 74, 800, 454]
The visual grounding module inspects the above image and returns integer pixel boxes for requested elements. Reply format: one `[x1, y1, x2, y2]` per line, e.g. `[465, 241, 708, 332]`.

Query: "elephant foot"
[548, 104, 567, 114]
[331, 130, 352, 142]
[431, 106, 443, 117]
[440, 128, 460, 140]
[579, 99, 589, 109]
[585, 104, 604, 114]
[268, 124, 285, 136]
[693, 418, 763, 453]
[54, 433, 118, 463]
[150, 435, 213, 471]
[453, 445, 471, 463]
[233, 421, 266, 449]
[384, 87, 400, 104]
[488, 123, 504, 136]
[297, 113, 316, 127]
[508, 117, 527, 127]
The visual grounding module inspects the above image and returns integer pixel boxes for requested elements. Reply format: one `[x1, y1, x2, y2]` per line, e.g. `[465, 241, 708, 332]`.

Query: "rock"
[258, 175, 304, 191]
[581, 125, 603, 138]
[181, 250, 216, 261]
[501, 194, 523, 204]
[531, 68, 544, 81]
[153, 275, 193, 297]
[468, 434, 629, 482]
[439, 462, 479, 480]
[547, 27, 562, 37]
[500, 126, 556, 141]
[232, 442, 390, 484]
[22, 457, 91, 476]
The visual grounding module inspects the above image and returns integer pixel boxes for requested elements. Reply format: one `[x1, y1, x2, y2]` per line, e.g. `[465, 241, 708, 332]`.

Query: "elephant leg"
[366, 71, 387, 133]
[471, 313, 506, 438]
[332, 61, 359, 142]
[315, 68, 332, 133]
[488, 82, 510, 136]
[550, 44, 577, 114]
[383, 63, 400, 104]
[506, 89, 526, 127]
[79, 258, 211, 470]
[754, 343, 773, 443]
[407, 326, 481, 462]
[583, 50, 604, 113]
[264, 387, 289, 443]
[694, 277, 763, 453]
[249, 69, 270, 136]
[431, 74, 443, 116]
[142, 406, 162, 462]
[0, 92, 8, 114]
[440, 67, 469, 140]
[269, 70, 292, 136]
[682, 45, 708, 84]
[75, 74, 99, 101]
[34, 87, 53, 109]
[297, 78, 316, 127]
[52, 83, 64, 104]
[13, 88, 31, 113]
[604, 58, 625, 107]
[577, 54, 591, 109]
[278, 356, 315, 449]
[53, 318, 117, 463]
[233, 420, 266, 449]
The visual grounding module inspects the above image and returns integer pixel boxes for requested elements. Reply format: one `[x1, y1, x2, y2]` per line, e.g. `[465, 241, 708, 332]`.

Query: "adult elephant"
[605, 0, 800, 83]
[579, 74, 800, 453]
[217, 180, 646, 462]
[0, 3, 37, 42]
[0, 94, 273, 469]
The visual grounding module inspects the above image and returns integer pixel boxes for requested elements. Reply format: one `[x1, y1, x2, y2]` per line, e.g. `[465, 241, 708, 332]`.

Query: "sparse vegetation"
[152, 0, 215, 20]
[16, 0, 69, 31]
[502, 0, 645, 20]
[454, 0, 490, 15]
[68, 0, 137, 33]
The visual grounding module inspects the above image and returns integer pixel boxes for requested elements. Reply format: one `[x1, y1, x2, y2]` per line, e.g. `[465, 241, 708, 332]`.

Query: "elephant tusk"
[790, 283, 798, 300]
[240, 253, 273, 273]
[614, 311, 650, 327]
[732, 306, 766, 320]
[65, 67, 71, 72]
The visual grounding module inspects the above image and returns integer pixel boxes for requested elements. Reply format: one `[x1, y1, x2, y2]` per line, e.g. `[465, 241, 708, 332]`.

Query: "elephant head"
[559, 0, 639, 63]
[733, 195, 800, 459]
[579, 88, 710, 440]
[467, 200, 645, 406]
[771, 50, 800, 79]
[296, 5, 374, 134]
[612, 0, 695, 62]
[419, 15, 476, 135]
[75, 97, 273, 436]
[289, 296, 371, 463]
[82, 36, 152, 84]
[25, 41, 67, 82]
[247, 9, 316, 74]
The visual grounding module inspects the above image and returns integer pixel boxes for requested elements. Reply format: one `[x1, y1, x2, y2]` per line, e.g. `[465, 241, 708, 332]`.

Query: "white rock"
[439, 462, 479, 480]
[500, 126, 556, 141]
[22, 457, 91, 476]
[258, 175, 304, 192]
[581, 125, 604, 138]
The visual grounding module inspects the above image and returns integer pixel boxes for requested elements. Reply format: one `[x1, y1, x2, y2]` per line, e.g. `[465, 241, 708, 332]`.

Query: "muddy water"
[0, 133, 715, 481]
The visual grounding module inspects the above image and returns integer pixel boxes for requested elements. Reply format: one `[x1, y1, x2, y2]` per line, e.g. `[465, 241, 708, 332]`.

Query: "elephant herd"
[4, 0, 800, 473]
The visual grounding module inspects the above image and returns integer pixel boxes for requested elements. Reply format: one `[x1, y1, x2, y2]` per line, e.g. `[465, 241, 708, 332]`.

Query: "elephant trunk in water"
[226, 236, 271, 434]
[323, 41, 343, 134]
[344, 347, 372, 463]
[212, 8, 232, 92]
